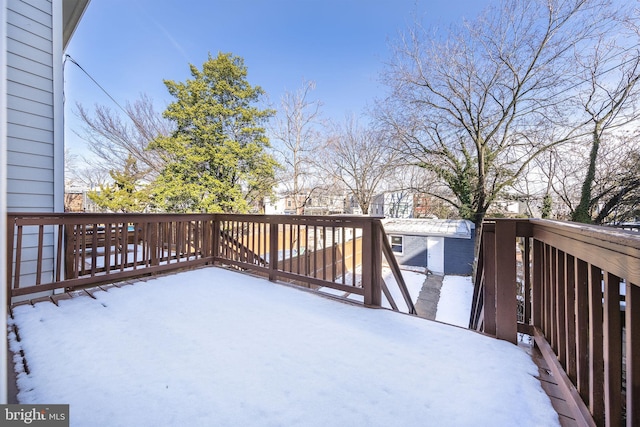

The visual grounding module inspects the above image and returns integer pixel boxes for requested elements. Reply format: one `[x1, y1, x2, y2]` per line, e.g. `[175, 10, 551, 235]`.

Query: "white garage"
[382, 218, 475, 275]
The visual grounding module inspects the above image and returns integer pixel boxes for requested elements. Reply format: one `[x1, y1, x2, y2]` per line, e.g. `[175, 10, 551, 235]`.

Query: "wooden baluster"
[269, 222, 278, 282]
[565, 254, 577, 384]
[557, 250, 567, 367]
[589, 265, 604, 425]
[626, 282, 640, 426]
[575, 258, 590, 403]
[603, 273, 622, 426]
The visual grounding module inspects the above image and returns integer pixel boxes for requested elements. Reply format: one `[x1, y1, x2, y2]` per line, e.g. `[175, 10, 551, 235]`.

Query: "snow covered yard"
[8, 267, 559, 427]
[436, 275, 475, 327]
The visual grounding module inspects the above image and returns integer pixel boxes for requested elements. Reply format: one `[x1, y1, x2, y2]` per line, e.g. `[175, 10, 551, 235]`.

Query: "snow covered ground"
[318, 266, 426, 313]
[8, 267, 559, 427]
[436, 275, 475, 327]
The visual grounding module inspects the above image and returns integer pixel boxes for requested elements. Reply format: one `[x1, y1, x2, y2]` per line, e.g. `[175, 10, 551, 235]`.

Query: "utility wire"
[64, 54, 136, 124]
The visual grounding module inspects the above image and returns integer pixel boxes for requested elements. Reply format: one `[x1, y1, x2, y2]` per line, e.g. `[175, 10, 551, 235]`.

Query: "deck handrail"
[6, 213, 415, 315]
[470, 218, 640, 426]
[7, 213, 215, 298]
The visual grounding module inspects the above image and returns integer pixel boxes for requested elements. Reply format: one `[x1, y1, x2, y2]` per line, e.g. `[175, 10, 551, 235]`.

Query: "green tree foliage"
[541, 193, 553, 219]
[88, 155, 149, 212]
[148, 52, 278, 213]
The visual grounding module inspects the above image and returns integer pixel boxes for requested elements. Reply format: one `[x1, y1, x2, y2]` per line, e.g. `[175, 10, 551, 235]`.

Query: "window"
[390, 235, 403, 254]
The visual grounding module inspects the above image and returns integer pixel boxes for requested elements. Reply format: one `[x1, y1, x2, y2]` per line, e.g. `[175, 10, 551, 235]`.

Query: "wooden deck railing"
[470, 218, 640, 426]
[213, 214, 415, 312]
[7, 213, 215, 298]
[6, 213, 415, 314]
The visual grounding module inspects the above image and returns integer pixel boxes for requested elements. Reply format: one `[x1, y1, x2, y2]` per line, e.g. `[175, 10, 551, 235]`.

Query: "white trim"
[389, 234, 404, 255]
[0, 0, 9, 405]
[53, 0, 64, 213]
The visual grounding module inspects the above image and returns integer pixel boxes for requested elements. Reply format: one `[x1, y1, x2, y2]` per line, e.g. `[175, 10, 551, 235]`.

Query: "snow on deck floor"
[9, 268, 559, 427]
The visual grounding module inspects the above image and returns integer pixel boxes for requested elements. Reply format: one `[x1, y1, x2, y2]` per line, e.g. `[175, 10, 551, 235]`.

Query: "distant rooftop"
[381, 218, 474, 239]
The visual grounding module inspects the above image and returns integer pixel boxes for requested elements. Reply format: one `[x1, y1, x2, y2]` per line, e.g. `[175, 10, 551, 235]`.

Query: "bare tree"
[568, 16, 640, 222]
[74, 93, 172, 182]
[270, 80, 325, 214]
[321, 116, 399, 215]
[547, 133, 640, 224]
[64, 147, 110, 190]
[372, 164, 442, 217]
[378, 0, 608, 229]
[591, 135, 640, 224]
[523, 6, 640, 224]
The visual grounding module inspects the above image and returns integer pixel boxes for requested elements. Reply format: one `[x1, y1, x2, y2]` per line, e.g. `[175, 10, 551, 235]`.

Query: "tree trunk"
[572, 126, 600, 223]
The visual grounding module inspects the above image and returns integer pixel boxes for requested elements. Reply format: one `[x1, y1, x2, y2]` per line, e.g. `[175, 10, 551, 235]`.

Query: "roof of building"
[381, 218, 474, 239]
[63, 0, 91, 49]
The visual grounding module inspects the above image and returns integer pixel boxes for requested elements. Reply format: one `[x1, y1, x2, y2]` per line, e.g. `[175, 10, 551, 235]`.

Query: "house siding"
[6, 0, 56, 212]
[5, 0, 62, 287]
[391, 234, 474, 275]
[444, 236, 475, 275]
[1, 0, 10, 403]
[386, 234, 474, 275]
[389, 234, 427, 267]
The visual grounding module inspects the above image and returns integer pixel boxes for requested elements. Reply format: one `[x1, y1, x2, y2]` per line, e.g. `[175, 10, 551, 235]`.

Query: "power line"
[64, 54, 135, 123]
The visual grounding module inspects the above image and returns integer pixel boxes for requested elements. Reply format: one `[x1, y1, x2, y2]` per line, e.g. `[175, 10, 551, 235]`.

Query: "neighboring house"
[266, 188, 346, 216]
[303, 191, 344, 216]
[343, 194, 362, 215]
[412, 193, 450, 218]
[488, 198, 527, 217]
[372, 191, 453, 219]
[1, 0, 90, 403]
[264, 195, 287, 215]
[64, 187, 99, 212]
[381, 218, 475, 275]
[371, 191, 413, 218]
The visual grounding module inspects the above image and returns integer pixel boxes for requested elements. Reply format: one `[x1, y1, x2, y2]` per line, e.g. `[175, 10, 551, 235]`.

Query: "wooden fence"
[470, 218, 640, 426]
[6, 213, 415, 314]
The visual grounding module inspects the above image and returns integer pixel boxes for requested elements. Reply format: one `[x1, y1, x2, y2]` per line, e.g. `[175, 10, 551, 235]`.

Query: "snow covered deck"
[8, 267, 559, 426]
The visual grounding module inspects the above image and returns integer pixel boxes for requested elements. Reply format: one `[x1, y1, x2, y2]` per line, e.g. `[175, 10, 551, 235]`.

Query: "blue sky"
[64, 0, 490, 157]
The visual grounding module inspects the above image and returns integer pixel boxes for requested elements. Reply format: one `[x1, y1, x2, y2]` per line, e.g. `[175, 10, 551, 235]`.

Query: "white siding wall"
[6, 0, 56, 212]
[5, 0, 62, 288]
[1, 0, 9, 405]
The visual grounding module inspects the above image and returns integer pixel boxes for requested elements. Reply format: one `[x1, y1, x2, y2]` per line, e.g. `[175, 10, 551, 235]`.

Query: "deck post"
[482, 223, 497, 336]
[523, 237, 531, 324]
[532, 240, 543, 328]
[6, 216, 15, 300]
[212, 217, 220, 262]
[63, 224, 74, 280]
[269, 221, 278, 282]
[494, 219, 517, 344]
[362, 219, 381, 308]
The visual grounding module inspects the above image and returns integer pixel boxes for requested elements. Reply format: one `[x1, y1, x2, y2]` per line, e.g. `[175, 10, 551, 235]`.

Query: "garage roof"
[381, 218, 474, 239]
